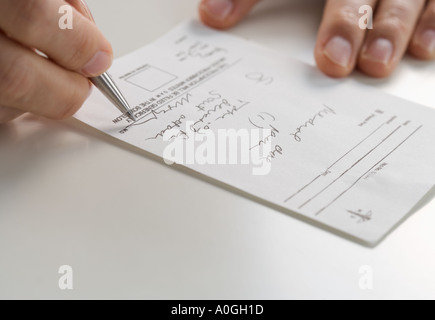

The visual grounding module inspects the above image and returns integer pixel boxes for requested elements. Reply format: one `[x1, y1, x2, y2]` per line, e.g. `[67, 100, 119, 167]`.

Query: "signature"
[290, 105, 336, 143]
[145, 115, 186, 141]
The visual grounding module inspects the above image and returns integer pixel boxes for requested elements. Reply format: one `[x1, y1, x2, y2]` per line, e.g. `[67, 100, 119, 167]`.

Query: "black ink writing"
[145, 115, 186, 141]
[289, 105, 336, 143]
[246, 72, 274, 86]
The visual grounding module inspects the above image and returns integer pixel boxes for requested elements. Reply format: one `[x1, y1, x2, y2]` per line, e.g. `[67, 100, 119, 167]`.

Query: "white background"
[0, 0, 434, 299]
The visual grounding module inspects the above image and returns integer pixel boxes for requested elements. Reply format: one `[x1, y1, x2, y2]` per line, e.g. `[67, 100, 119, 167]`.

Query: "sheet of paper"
[75, 20, 435, 245]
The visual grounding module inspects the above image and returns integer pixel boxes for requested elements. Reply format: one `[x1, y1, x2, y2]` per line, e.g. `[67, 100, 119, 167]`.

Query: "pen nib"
[127, 109, 137, 121]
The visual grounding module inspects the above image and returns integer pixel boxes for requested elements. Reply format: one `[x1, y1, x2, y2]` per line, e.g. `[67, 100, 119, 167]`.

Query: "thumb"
[199, 0, 261, 29]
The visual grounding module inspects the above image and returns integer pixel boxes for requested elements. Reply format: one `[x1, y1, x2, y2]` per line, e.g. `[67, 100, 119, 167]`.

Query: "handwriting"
[177, 42, 227, 62]
[190, 98, 250, 134]
[289, 105, 337, 143]
[190, 99, 231, 133]
[246, 72, 274, 86]
[348, 210, 372, 223]
[188, 42, 226, 58]
[262, 145, 283, 163]
[132, 94, 192, 127]
[215, 100, 249, 121]
[145, 115, 186, 141]
[194, 91, 223, 112]
[249, 112, 279, 150]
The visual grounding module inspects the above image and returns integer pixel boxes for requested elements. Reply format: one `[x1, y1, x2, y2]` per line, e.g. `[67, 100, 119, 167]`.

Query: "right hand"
[0, 0, 113, 124]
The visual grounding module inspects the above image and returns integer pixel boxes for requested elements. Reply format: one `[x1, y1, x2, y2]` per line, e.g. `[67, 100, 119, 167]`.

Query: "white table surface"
[1, 0, 434, 300]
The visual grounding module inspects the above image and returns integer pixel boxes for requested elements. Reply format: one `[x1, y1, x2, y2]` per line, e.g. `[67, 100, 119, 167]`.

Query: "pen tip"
[128, 110, 137, 121]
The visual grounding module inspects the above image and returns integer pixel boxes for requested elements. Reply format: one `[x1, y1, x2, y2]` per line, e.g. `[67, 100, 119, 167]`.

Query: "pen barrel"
[91, 73, 131, 115]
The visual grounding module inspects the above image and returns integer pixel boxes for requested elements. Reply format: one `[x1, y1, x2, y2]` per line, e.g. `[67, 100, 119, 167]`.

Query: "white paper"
[75, 20, 435, 245]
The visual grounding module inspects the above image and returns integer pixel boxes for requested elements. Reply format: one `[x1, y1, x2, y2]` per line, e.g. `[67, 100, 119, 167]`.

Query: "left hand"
[198, 0, 435, 78]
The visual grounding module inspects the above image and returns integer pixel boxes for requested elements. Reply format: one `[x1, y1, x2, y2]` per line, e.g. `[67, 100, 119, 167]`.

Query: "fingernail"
[82, 51, 113, 77]
[323, 36, 352, 67]
[416, 29, 435, 54]
[202, 0, 234, 21]
[363, 38, 394, 64]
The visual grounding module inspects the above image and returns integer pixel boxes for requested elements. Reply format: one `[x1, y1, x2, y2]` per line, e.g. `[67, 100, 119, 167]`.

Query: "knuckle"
[385, 3, 409, 17]
[376, 16, 409, 35]
[375, 5, 412, 34]
[331, 6, 361, 32]
[0, 55, 34, 106]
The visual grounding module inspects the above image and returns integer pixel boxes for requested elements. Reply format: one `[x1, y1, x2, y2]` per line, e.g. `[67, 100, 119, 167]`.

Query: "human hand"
[199, 0, 435, 78]
[0, 0, 113, 123]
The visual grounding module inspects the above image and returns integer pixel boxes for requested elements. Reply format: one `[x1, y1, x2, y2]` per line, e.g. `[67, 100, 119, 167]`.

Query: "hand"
[0, 0, 113, 124]
[199, 0, 435, 78]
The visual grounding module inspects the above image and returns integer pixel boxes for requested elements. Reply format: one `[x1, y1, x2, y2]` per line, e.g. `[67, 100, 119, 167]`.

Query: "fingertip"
[315, 36, 354, 78]
[199, 0, 235, 30]
[409, 29, 435, 60]
[358, 55, 395, 78]
[81, 50, 113, 77]
[358, 61, 394, 78]
[199, 0, 261, 30]
[358, 39, 396, 78]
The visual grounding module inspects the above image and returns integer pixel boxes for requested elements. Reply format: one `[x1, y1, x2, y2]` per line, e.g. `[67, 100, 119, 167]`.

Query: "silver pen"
[90, 74, 136, 121]
[79, 0, 136, 121]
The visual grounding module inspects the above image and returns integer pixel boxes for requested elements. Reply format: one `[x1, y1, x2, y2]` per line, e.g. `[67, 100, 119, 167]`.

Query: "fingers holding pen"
[0, 32, 91, 121]
[0, 0, 113, 77]
[0, 0, 114, 123]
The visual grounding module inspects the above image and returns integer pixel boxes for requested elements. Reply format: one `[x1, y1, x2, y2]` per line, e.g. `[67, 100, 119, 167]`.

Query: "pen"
[90, 73, 136, 121]
[79, 0, 136, 121]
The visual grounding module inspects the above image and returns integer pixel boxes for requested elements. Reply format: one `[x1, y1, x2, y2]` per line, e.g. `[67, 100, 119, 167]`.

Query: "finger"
[0, 106, 25, 124]
[199, 0, 261, 29]
[0, 0, 113, 77]
[314, 0, 378, 78]
[409, 0, 435, 60]
[358, 0, 426, 78]
[0, 32, 90, 120]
